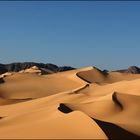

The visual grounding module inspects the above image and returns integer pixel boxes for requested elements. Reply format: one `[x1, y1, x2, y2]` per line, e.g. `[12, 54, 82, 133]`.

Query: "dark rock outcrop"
[103, 69, 109, 74]
[115, 66, 140, 74]
[0, 64, 7, 74]
[56, 66, 75, 72]
[127, 66, 140, 74]
[0, 62, 75, 74]
[4, 62, 58, 72]
[0, 78, 4, 84]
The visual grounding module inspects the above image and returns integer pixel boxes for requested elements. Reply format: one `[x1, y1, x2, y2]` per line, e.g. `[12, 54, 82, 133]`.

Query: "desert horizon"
[0, 62, 140, 139]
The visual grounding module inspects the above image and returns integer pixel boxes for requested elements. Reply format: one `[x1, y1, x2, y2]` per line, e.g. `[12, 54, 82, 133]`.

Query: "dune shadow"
[76, 73, 92, 83]
[93, 118, 140, 140]
[58, 103, 73, 113]
[0, 78, 5, 84]
[0, 98, 33, 106]
[112, 92, 123, 110]
[0, 116, 5, 120]
[74, 84, 90, 94]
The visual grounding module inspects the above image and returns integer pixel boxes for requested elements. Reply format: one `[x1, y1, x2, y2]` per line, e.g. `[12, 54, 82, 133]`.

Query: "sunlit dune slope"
[0, 110, 107, 139]
[0, 68, 86, 99]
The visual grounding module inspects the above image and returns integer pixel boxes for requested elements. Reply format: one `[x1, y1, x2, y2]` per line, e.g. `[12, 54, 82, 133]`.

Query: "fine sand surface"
[0, 66, 140, 139]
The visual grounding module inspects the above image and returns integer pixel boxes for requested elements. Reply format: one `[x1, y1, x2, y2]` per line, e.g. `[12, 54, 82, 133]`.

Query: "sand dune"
[0, 110, 107, 139]
[77, 66, 140, 84]
[0, 66, 140, 139]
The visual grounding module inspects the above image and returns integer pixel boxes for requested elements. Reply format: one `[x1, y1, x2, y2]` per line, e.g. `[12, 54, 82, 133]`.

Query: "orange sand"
[0, 66, 140, 139]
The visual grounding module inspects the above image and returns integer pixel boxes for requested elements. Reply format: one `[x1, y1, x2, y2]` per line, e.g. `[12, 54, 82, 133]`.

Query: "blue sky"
[0, 1, 140, 70]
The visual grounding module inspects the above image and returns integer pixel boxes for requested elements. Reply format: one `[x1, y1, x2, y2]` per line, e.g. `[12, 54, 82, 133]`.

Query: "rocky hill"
[115, 66, 140, 74]
[0, 62, 75, 74]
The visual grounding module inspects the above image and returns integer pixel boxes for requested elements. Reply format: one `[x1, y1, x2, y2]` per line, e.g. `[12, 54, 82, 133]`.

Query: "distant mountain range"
[0, 62, 75, 74]
[0, 62, 140, 75]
